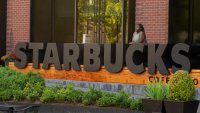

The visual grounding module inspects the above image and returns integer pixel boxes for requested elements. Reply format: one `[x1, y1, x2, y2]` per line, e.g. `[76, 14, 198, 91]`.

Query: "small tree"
[167, 70, 195, 101]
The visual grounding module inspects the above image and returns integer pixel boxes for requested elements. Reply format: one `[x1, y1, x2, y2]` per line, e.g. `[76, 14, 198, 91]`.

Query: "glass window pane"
[193, 0, 200, 43]
[78, 0, 124, 44]
[54, 0, 75, 43]
[31, 0, 52, 42]
[169, 0, 189, 43]
[78, 0, 97, 43]
[102, 0, 123, 44]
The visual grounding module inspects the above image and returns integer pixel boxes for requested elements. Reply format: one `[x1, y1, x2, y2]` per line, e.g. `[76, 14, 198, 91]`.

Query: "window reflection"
[78, 0, 124, 44]
[169, 0, 189, 43]
[193, 0, 200, 43]
[169, 0, 200, 44]
[31, 0, 75, 43]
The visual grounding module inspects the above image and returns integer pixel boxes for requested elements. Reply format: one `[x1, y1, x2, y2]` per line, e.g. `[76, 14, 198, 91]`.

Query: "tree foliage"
[78, 0, 122, 43]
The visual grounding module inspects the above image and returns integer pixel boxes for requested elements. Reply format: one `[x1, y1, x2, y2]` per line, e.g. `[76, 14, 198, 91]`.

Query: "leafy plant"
[40, 87, 55, 103]
[25, 72, 45, 85]
[0, 90, 12, 101]
[0, 67, 44, 102]
[1, 51, 16, 62]
[12, 89, 25, 101]
[13, 73, 29, 89]
[130, 99, 143, 111]
[167, 70, 195, 101]
[27, 91, 40, 101]
[66, 89, 84, 103]
[144, 78, 166, 100]
[113, 90, 131, 108]
[55, 87, 67, 102]
[96, 92, 116, 107]
[24, 82, 45, 101]
[82, 87, 102, 105]
[64, 84, 83, 103]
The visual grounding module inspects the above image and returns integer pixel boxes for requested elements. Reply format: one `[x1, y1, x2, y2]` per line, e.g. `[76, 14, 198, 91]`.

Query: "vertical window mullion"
[74, 0, 78, 43]
[122, 0, 127, 44]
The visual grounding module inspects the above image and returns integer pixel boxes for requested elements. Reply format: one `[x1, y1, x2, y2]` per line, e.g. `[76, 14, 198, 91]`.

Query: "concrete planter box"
[142, 99, 165, 113]
[164, 100, 199, 113]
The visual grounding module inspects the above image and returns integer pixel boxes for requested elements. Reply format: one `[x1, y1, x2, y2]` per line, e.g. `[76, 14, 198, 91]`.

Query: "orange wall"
[9, 62, 200, 88]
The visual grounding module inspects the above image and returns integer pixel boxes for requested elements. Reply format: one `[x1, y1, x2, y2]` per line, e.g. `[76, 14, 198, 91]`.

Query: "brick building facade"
[6, 0, 30, 52]
[135, 0, 168, 44]
[4, 0, 169, 52]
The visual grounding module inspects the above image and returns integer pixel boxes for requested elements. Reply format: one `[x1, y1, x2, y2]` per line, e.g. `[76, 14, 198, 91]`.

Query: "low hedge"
[0, 67, 143, 111]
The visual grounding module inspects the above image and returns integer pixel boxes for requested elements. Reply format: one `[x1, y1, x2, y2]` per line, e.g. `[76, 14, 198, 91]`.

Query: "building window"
[169, 0, 200, 43]
[0, 0, 7, 64]
[77, 0, 128, 44]
[31, 0, 75, 43]
[31, 0, 132, 44]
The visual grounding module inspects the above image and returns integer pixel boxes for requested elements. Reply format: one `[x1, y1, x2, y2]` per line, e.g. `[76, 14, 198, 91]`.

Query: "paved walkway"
[38, 104, 144, 113]
[0, 102, 144, 113]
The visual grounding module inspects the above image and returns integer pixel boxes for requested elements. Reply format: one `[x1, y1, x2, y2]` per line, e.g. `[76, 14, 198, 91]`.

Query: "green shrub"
[0, 77, 13, 91]
[168, 70, 195, 101]
[96, 93, 115, 107]
[0, 90, 12, 101]
[40, 87, 55, 103]
[26, 72, 45, 85]
[144, 78, 165, 100]
[23, 82, 45, 101]
[82, 87, 102, 105]
[12, 90, 25, 101]
[55, 88, 67, 102]
[113, 90, 131, 108]
[0, 67, 45, 102]
[65, 85, 83, 103]
[130, 99, 143, 111]
[0, 67, 21, 78]
[27, 91, 40, 101]
[13, 73, 29, 89]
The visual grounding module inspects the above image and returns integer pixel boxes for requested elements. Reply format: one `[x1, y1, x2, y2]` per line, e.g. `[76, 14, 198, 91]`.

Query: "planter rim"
[142, 98, 164, 101]
[163, 99, 199, 103]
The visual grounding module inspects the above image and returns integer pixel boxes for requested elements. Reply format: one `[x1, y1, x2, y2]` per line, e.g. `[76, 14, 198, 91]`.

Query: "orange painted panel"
[8, 62, 200, 88]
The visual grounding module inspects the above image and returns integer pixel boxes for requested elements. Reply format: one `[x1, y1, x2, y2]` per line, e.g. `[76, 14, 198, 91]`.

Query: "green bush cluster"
[168, 70, 195, 101]
[40, 84, 84, 103]
[40, 87, 56, 103]
[65, 85, 84, 103]
[0, 67, 45, 101]
[96, 91, 143, 110]
[0, 66, 196, 111]
[40, 85, 143, 110]
[0, 67, 143, 111]
[82, 88, 102, 105]
[96, 92, 115, 107]
[130, 99, 143, 111]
